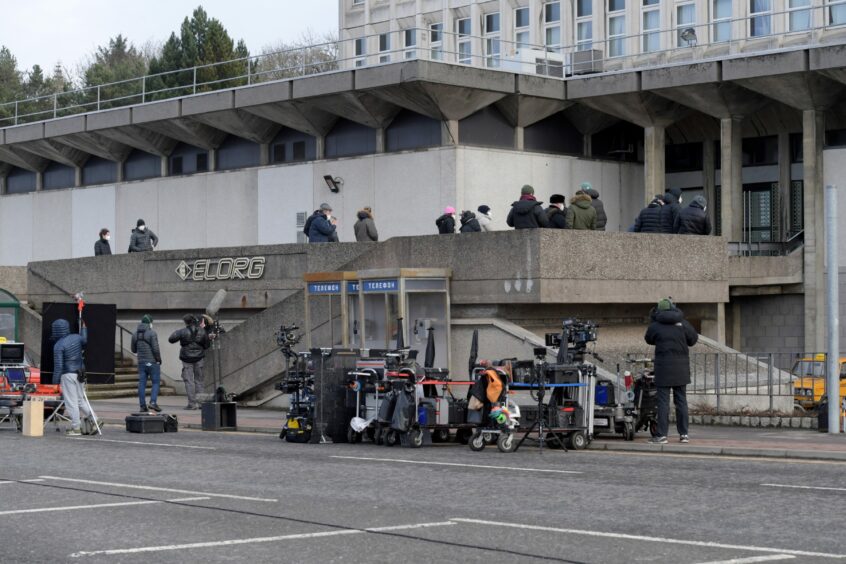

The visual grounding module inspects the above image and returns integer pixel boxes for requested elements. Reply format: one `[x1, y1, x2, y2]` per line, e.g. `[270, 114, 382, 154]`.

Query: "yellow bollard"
[22, 398, 44, 437]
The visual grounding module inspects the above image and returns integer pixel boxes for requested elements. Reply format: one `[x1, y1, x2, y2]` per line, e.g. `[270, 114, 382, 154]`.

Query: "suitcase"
[126, 413, 166, 433]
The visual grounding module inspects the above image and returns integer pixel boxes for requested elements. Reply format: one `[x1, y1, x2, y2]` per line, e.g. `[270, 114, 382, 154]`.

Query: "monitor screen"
[0, 343, 25, 365]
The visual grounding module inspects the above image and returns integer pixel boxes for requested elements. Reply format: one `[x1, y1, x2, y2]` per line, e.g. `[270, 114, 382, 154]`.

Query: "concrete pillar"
[116, 161, 124, 183]
[376, 127, 386, 153]
[35, 171, 43, 191]
[470, 2, 482, 66]
[701, 302, 727, 346]
[731, 300, 742, 350]
[442, 119, 459, 145]
[0, 174, 6, 195]
[583, 134, 593, 158]
[643, 126, 665, 205]
[316, 136, 326, 160]
[74, 166, 82, 188]
[777, 131, 791, 241]
[515, 126, 524, 151]
[160, 156, 168, 177]
[259, 143, 270, 166]
[703, 139, 716, 231]
[720, 117, 743, 240]
[208, 149, 217, 172]
[803, 108, 826, 352]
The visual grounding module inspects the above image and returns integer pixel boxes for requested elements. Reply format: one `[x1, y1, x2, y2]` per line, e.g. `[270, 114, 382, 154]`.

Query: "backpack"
[303, 214, 315, 237]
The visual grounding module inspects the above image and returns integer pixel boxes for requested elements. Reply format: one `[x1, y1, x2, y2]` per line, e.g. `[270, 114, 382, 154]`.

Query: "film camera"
[275, 324, 302, 356]
[546, 318, 598, 364]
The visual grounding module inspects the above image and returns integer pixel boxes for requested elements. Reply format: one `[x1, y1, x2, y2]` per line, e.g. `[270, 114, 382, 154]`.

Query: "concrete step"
[86, 386, 176, 401]
[88, 382, 175, 392]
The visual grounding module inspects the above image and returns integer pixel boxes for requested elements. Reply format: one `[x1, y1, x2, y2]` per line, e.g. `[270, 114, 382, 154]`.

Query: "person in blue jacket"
[52, 318, 99, 436]
[307, 203, 337, 243]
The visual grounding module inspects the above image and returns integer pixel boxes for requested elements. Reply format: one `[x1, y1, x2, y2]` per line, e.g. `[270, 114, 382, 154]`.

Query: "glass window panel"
[458, 41, 472, 63]
[610, 15, 626, 34]
[486, 13, 501, 33]
[609, 0, 626, 11]
[379, 33, 390, 51]
[832, 2, 846, 25]
[516, 7, 530, 27]
[578, 21, 593, 41]
[713, 20, 731, 41]
[430, 23, 443, 42]
[790, 9, 811, 29]
[750, 15, 771, 35]
[545, 26, 561, 46]
[545, 2, 561, 22]
[516, 30, 530, 48]
[458, 18, 471, 36]
[714, 0, 732, 18]
[643, 9, 660, 29]
[577, 0, 593, 17]
[404, 29, 416, 47]
[355, 38, 365, 56]
[750, 0, 771, 13]
[677, 3, 695, 24]
[643, 0, 660, 6]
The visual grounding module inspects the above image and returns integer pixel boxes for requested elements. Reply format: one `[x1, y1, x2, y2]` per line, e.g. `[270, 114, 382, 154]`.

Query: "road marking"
[762, 483, 846, 493]
[68, 437, 216, 450]
[589, 449, 846, 466]
[0, 497, 209, 516]
[695, 555, 796, 564]
[0, 479, 45, 485]
[39, 476, 278, 503]
[330, 456, 583, 475]
[449, 518, 846, 559]
[21, 478, 46, 482]
[69, 521, 455, 557]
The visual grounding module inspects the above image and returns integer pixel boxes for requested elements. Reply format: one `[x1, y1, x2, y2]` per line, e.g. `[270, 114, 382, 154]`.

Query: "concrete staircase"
[85, 353, 176, 401]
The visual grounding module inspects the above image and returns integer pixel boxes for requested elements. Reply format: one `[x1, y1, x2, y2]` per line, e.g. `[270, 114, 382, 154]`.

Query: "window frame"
[430, 22, 444, 61]
[576, 0, 594, 51]
[642, 1, 661, 53]
[484, 12, 502, 67]
[515, 7, 531, 49]
[608, 13, 627, 57]
[354, 37, 366, 68]
[749, 0, 773, 37]
[828, 0, 846, 26]
[786, 0, 812, 32]
[379, 32, 391, 64]
[544, 1, 563, 52]
[403, 29, 417, 60]
[457, 18, 472, 64]
[676, 1, 697, 46]
[711, 0, 732, 42]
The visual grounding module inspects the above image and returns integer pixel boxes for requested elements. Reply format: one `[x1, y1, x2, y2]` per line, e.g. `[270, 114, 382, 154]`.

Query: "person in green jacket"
[565, 190, 597, 230]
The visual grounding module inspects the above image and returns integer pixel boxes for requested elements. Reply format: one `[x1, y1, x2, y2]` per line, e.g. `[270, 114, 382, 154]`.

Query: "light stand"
[317, 347, 333, 444]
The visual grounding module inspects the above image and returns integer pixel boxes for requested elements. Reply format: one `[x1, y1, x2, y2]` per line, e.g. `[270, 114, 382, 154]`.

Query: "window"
[576, 0, 593, 50]
[830, 0, 846, 25]
[545, 1, 562, 52]
[196, 152, 208, 172]
[642, 0, 661, 52]
[292, 141, 306, 161]
[742, 136, 778, 166]
[676, 3, 696, 46]
[712, 0, 732, 42]
[272, 144, 285, 163]
[403, 29, 417, 59]
[515, 7, 530, 49]
[788, 0, 811, 31]
[484, 12, 501, 67]
[430, 23, 443, 60]
[379, 33, 391, 63]
[171, 155, 183, 175]
[750, 0, 772, 36]
[609, 15, 626, 56]
[354, 37, 366, 67]
[457, 18, 472, 63]
[353, 0, 364, 4]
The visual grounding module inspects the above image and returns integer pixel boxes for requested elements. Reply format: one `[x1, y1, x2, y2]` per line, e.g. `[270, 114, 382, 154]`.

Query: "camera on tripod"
[545, 318, 598, 364]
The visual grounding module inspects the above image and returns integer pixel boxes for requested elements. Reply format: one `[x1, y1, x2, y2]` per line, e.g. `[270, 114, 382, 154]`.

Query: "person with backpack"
[506, 185, 549, 229]
[52, 318, 100, 436]
[436, 206, 456, 234]
[169, 314, 210, 410]
[546, 194, 567, 229]
[459, 210, 482, 233]
[307, 203, 337, 243]
[132, 314, 162, 413]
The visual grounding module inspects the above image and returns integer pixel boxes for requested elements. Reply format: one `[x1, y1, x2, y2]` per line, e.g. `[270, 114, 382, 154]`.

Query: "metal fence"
[0, 4, 843, 128]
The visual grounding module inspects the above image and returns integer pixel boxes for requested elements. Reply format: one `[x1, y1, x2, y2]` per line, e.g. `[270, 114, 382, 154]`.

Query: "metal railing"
[728, 230, 804, 256]
[1, 5, 844, 128]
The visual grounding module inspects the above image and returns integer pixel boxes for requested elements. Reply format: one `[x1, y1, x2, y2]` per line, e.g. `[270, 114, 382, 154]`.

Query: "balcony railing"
[0, 4, 844, 128]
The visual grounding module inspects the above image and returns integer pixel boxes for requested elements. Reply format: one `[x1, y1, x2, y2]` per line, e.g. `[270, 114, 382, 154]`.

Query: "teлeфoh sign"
[176, 257, 265, 281]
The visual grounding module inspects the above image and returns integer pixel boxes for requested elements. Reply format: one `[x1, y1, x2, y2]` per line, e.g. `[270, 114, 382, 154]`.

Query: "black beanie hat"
[137, 218, 146, 227]
[550, 194, 566, 204]
[477, 205, 491, 214]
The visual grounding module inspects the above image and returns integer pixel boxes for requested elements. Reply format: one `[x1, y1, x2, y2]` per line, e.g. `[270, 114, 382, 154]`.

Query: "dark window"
[292, 141, 306, 161]
[714, 140, 721, 170]
[591, 121, 643, 163]
[385, 110, 441, 152]
[123, 149, 161, 181]
[6, 167, 36, 194]
[43, 162, 75, 190]
[524, 112, 582, 155]
[665, 142, 703, 173]
[515, 7, 530, 27]
[273, 144, 286, 163]
[217, 135, 261, 170]
[459, 106, 514, 149]
[81, 156, 117, 186]
[325, 119, 377, 158]
[789, 133, 803, 163]
[196, 152, 208, 172]
[170, 156, 183, 175]
[609, 0, 626, 10]
[825, 128, 846, 148]
[742, 135, 778, 166]
[789, 180, 803, 236]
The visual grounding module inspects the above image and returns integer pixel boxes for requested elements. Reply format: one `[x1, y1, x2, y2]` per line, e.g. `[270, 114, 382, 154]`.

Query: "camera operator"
[169, 314, 210, 410]
[51, 318, 99, 436]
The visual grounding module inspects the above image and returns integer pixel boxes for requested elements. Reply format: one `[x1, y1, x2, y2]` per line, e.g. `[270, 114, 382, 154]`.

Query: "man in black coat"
[169, 314, 211, 410]
[94, 228, 112, 256]
[435, 207, 456, 234]
[675, 195, 712, 235]
[545, 194, 567, 229]
[506, 185, 550, 229]
[644, 298, 698, 444]
[660, 187, 683, 234]
[633, 196, 664, 233]
[582, 184, 607, 231]
[129, 219, 158, 252]
[459, 210, 482, 233]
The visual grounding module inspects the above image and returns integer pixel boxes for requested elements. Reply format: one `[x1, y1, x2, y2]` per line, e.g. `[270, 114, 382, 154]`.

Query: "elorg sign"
[176, 256, 266, 281]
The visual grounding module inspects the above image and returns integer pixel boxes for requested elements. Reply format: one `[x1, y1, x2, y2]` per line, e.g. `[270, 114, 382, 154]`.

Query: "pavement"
[88, 396, 846, 462]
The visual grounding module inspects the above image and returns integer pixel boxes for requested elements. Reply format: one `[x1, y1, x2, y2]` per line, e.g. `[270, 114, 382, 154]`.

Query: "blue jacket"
[52, 319, 87, 384]
[307, 213, 336, 243]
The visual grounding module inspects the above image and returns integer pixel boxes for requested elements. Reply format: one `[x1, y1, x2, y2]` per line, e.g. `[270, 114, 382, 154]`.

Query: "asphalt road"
[2, 426, 846, 564]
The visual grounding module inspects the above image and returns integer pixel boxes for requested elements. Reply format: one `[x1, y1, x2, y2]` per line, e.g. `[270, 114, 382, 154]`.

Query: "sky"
[1, 0, 339, 75]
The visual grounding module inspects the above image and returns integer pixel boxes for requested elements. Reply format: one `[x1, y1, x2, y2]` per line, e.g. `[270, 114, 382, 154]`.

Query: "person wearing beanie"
[645, 298, 698, 445]
[565, 190, 597, 230]
[580, 183, 607, 231]
[660, 187, 684, 234]
[354, 207, 379, 242]
[633, 195, 665, 233]
[674, 195, 712, 236]
[128, 219, 158, 252]
[169, 314, 211, 409]
[132, 314, 162, 412]
[459, 210, 482, 233]
[546, 194, 567, 229]
[436, 206, 457, 234]
[476, 205, 493, 232]
[507, 185, 550, 229]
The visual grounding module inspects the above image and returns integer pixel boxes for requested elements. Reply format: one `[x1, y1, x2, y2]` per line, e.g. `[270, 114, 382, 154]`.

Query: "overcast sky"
[1, 0, 339, 75]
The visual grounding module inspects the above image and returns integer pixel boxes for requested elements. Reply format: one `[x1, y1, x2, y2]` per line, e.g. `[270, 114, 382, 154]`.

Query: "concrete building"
[1, 1, 846, 399]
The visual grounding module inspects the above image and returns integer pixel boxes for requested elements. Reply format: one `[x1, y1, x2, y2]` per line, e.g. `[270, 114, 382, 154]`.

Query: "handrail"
[0, 4, 844, 128]
[727, 230, 804, 256]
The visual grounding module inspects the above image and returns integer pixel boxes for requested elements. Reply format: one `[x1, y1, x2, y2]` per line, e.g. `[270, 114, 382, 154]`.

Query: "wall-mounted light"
[323, 175, 343, 193]
[680, 28, 698, 47]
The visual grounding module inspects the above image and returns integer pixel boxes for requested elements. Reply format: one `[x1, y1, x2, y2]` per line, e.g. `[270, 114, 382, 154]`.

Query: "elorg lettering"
[176, 256, 266, 281]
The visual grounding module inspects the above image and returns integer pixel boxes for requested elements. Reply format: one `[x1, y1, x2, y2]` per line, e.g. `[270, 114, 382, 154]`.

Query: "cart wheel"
[497, 432, 516, 453]
[408, 428, 424, 448]
[432, 428, 450, 443]
[373, 426, 383, 445]
[365, 427, 376, 442]
[347, 427, 362, 444]
[384, 429, 399, 447]
[469, 430, 486, 451]
[456, 428, 472, 445]
[567, 431, 588, 450]
[624, 422, 635, 441]
[483, 432, 495, 445]
[649, 420, 659, 438]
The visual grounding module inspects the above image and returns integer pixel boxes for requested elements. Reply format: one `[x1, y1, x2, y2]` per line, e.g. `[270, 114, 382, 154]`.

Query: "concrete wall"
[739, 294, 805, 354]
[0, 146, 644, 266]
[0, 266, 26, 300]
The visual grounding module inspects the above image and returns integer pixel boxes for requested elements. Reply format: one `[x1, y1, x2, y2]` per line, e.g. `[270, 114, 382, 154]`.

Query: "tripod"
[515, 348, 567, 453]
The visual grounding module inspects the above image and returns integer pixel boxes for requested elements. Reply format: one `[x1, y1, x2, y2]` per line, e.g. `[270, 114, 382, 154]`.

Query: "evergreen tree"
[0, 46, 22, 124]
[83, 34, 148, 109]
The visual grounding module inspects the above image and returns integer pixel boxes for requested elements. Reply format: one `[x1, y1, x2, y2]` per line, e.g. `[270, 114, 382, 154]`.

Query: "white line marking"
[39, 476, 277, 503]
[21, 478, 45, 482]
[694, 555, 796, 564]
[69, 521, 455, 557]
[0, 497, 209, 516]
[762, 483, 846, 493]
[68, 437, 216, 450]
[330, 456, 583, 475]
[0, 479, 45, 485]
[449, 518, 846, 559]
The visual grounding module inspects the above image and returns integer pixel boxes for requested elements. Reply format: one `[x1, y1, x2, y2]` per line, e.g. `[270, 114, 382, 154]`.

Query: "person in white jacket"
[476, 205, 493, 232]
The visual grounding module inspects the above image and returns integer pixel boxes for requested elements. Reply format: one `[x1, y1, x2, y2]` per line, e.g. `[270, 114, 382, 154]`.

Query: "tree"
[0, 46, 22, 124]
[82, 34, 148, 110]
[147, 6, 250, 99]
[255, 31, 339, 83]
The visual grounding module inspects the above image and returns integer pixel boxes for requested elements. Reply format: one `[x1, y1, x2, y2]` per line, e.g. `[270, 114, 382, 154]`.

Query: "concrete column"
[701, 303, 726, 345]
[643, 126, 665, 205]
[583, 134, 592, 158]
[208, 149, 217, 172]
[259, 143, 270, 166]
[74, 166, 83, 188]
[116, 161, 124, 183]
[803, 108, 826, 352]
[35, 171, 43, 191]
[470, 1, 482, 66]
[703, 139, 716, 230]
[376, 127, 386, 153]
[160, 156, 168, 177]
[720, 117, 743, 240]
[0, 174, 6, 195]
[777, 131, 791, 241]
[731, 300, 742, 350]
[442, 119, 459, 145]
[316, 136, 326, 160]
[515, 126, 524, 151]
